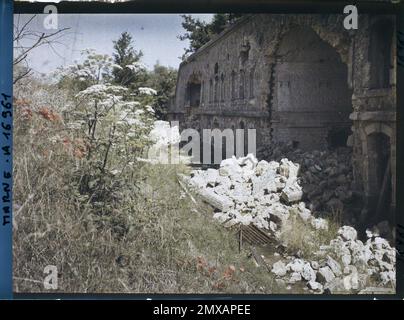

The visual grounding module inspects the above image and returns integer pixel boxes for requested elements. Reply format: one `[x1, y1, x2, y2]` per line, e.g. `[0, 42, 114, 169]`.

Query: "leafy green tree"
[146, 62, 177, 119]
[178, 14, 245, 58]
[209, 13, 243, 34]
[178, 15, 211, 58]
[112, 31, 146, 88]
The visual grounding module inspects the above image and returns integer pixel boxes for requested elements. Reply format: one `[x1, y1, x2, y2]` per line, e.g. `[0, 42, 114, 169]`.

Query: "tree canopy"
[112, 31, 145, 88]
[178, 14, 245, 58]
[146, 62, 177, 120]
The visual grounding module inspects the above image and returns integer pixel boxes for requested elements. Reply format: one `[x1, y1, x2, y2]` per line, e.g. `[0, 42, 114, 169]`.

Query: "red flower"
[38, 107, 62, 122]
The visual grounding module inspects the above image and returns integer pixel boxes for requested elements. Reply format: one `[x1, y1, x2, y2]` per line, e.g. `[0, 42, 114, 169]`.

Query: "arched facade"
[168, 14, 396, 218]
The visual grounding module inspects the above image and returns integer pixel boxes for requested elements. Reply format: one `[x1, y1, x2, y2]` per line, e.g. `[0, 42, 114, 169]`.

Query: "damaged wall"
[168, 13, 396, 220]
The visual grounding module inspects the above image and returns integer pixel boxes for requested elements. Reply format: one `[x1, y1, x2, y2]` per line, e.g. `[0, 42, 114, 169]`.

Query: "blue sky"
[16, 14, 214, 74]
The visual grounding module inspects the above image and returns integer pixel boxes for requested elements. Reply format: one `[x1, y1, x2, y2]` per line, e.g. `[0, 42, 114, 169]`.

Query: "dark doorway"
[186, 82, 201, 107]
[367, 132, 392, 223]
[327, 127, 351, 149]
[239, 121, 247, 157]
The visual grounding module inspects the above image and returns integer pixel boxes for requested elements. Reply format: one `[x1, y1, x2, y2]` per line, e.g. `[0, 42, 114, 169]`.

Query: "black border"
[13, 1, 401, 14]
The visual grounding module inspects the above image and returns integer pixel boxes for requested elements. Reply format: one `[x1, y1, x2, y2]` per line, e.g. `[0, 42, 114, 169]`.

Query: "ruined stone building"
[167, 14, 396, 220]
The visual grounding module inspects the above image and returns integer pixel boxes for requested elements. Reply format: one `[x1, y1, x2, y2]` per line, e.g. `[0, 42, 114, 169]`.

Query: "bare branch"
[14, 28, 70, 66]
[13, 14, 71, 84]
[13, 14, 36, 42]
[13, 68, 32, 85]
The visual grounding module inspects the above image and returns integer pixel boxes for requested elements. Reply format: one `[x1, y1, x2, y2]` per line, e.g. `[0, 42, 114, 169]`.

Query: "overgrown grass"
[13, 101, 279, 293]
[279, 209, 342, 261]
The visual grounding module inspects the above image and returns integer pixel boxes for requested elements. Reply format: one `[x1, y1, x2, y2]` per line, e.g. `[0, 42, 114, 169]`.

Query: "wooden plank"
[241, 224, 274, 246]
[251, 247, 271, 273]
[238, 227, 243, 253]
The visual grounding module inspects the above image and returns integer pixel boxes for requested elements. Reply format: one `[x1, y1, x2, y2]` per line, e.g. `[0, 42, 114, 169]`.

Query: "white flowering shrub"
[138, 87, 157, 96]
[57, 50, 157, 212]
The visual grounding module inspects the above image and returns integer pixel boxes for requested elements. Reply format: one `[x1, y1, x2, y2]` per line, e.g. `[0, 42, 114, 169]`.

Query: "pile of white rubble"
[186, 153, 323, 231]
[271, 226, 395, 293]
[185, 154, 396, 293]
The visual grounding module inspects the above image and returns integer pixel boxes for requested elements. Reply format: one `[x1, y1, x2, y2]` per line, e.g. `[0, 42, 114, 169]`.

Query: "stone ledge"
[190, 110, 270, 118]
[352, 88, 394, 99]
[349, 111, 396, 121]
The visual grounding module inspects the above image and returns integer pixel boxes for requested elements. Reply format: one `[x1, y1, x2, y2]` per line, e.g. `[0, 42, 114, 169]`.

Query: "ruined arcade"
[168, 14, 396, 225]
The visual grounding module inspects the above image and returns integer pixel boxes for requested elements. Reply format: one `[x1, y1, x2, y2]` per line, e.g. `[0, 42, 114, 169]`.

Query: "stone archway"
[185, 73, 202, 107]
[271, 26, 353, 150]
